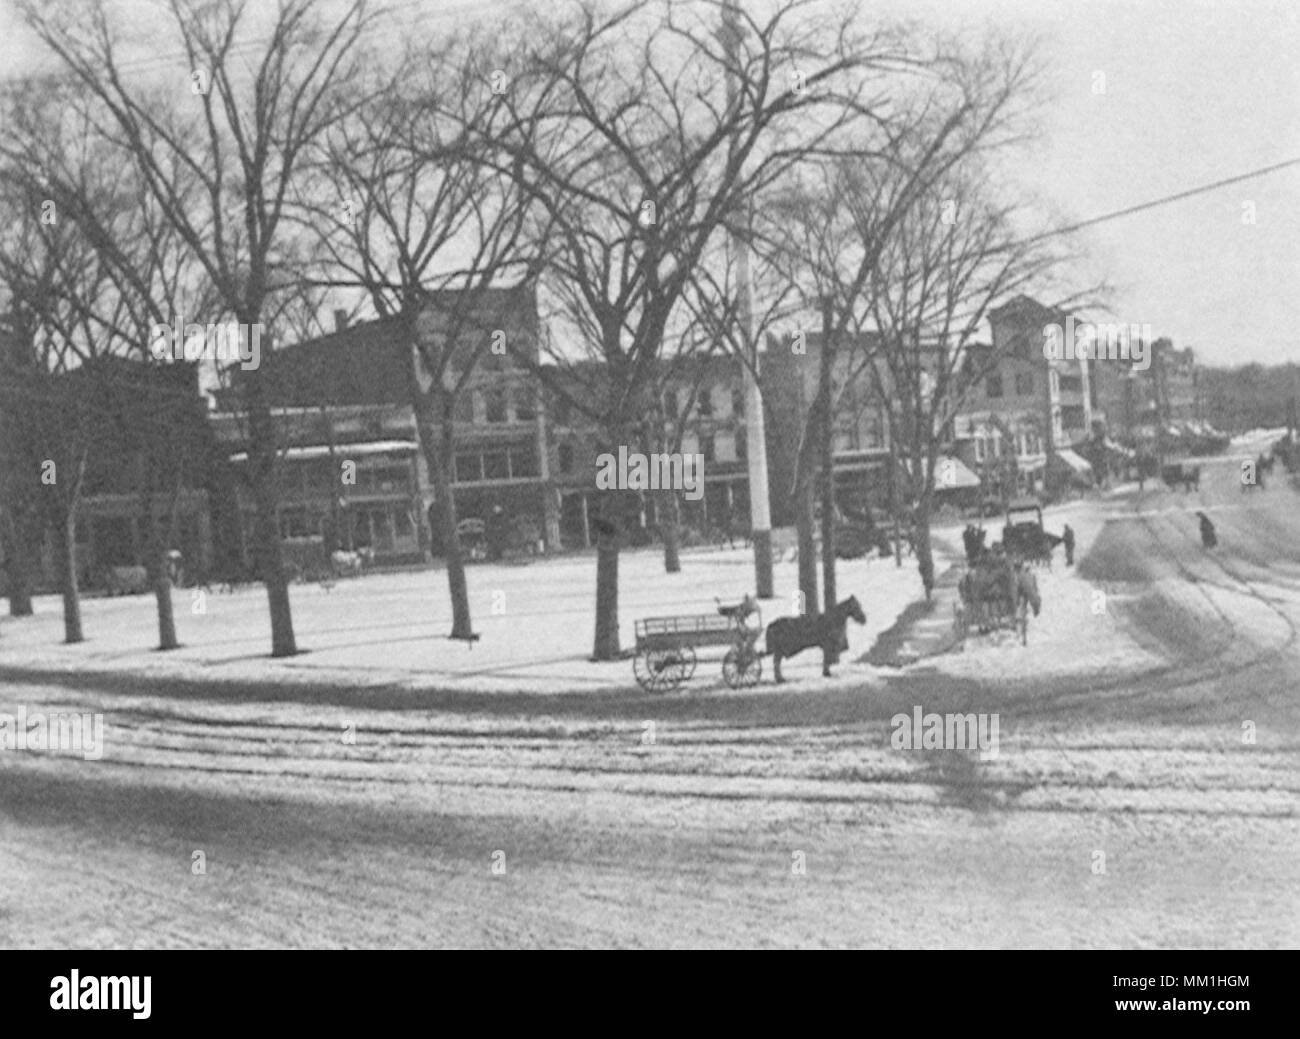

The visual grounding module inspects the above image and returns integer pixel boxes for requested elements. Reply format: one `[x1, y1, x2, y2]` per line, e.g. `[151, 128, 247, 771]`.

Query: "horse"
[765, 595, 867, 682]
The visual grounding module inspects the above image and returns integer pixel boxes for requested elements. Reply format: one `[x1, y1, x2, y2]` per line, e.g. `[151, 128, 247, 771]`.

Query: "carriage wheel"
[684, 644, 699, 681]
[723, 646, 762, 688]
[633, 647, 690, 691]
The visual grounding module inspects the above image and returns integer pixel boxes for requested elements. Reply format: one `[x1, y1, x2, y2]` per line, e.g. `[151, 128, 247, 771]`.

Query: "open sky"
[1, 0, 1296, 368]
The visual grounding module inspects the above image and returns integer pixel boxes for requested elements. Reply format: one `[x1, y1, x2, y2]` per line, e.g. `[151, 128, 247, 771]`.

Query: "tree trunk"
[795, 474, 818, 616]
[914, 493, 936, 602]
[2, 507, 36, 616]
[151, 553, 178, 651]
[57, 511, 83, 644]
[660, 488, 682, 573]
[244, 375, 297, 657]
[591, 494, 621, 660]
[427, 430, 475, 641]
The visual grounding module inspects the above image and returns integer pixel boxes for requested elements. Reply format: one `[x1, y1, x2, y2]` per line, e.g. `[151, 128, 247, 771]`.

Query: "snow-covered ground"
[0, 541, 942, 695]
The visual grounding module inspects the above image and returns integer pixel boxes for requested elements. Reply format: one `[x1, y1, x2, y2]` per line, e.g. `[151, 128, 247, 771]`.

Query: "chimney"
[334, 309, 348, 332]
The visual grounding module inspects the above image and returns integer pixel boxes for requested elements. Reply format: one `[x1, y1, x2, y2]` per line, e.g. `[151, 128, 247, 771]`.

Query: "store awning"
[228, 439, 418, 464]
[933, 455, 981, 490]
[901, 455, 981, 489]
[1053, 449, 1093, 474]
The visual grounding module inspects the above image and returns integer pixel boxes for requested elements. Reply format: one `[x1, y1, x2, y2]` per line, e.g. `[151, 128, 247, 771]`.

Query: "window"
[551, 395, 571, 427]
[455, 452, 482, 482]
[485, 390, 508, 424]
[1059, 374, 1082, 395]
[510, 446, 539, 478]
[558, 443, 574, 474]
[735, 431, 746, 463]
[732, 386, 745, 418]
[1014, 372, 1034, 396]
[514, 388, 536, 422]
[482, 451, 509, 480]
[697, 385, 713, 418]
[986, 374, 1003, 398]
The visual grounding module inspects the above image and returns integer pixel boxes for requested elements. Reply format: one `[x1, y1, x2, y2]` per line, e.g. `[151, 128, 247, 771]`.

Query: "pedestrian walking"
[1197, 511, 1217, 549]
[1062, 524, 1075, 567]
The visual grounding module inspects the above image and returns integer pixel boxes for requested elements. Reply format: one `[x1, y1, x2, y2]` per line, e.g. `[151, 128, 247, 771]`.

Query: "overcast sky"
[2, 0, 1296, 368]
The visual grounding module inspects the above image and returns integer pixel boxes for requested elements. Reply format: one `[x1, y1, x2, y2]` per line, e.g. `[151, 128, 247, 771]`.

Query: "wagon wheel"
[722, 645, 763, 688]
[678, 644, 698, 682]
[633, 647, 691, 691]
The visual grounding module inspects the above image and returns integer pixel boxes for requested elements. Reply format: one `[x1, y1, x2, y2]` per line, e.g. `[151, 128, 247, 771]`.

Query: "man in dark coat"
[1062, 524, 1075, 567]
[1197, 511, 1217, 549]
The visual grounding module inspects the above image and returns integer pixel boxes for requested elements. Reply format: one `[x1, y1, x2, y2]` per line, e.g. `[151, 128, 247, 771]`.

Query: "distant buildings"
[0, 286, 1208, 589]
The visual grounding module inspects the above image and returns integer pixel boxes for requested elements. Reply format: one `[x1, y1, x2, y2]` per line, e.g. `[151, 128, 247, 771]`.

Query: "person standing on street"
[1062, 524, 1075, 567]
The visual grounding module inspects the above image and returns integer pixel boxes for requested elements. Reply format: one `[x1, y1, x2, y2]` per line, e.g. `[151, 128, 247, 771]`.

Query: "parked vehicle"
[456, 517, 487, 560]
[632, 595, 763, 691]
[1001, 497, 1061, 568]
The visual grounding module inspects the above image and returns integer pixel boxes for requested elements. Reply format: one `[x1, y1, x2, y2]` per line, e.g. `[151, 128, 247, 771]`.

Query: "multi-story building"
[212, 285, 553, 566]
[1090, 336, 1200, 452]
[951, 296, 1097, 492]
[762, 331, 893, 523]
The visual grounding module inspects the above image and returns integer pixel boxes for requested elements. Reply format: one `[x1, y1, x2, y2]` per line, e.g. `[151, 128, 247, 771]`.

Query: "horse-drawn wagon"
[954, 550, 1040, 646]
[632, 596, 763, 691]
[1002, 497, 1060, 568]
[1161, 461, 1201, 492]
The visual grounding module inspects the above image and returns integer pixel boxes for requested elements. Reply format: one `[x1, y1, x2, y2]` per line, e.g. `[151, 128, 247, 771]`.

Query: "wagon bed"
[632, 604, 763, 691]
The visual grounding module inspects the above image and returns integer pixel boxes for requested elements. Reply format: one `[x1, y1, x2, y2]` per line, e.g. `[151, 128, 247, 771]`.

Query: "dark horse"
[766, 595, 867, 682]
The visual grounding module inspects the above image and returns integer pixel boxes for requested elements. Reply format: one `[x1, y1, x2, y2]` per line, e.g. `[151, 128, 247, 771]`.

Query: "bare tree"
[20, 0, 375, 657]
[751, 32, 1044, 612]
[488, 0, 906, 660]
[296, 30, 547, 642]
[865, 165, 1069, 600]
[0, 166, 126, 643]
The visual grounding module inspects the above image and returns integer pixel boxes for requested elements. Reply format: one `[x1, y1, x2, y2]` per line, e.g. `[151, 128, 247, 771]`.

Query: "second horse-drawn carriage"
[1001, 497, 1061, 568]
[954, 548, 1040, 646]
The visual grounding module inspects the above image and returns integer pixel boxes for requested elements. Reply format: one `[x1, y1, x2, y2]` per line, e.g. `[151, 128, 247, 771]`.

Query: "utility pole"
[722, 1, 774, 600]
[819, 297, 837, 613]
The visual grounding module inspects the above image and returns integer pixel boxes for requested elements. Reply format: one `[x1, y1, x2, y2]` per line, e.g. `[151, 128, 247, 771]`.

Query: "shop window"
[455, 452, 482, 482]
[511, 446, 539, 478]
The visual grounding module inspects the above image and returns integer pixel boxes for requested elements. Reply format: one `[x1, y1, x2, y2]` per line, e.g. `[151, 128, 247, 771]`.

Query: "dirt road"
[2, 457, 1297, 948]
